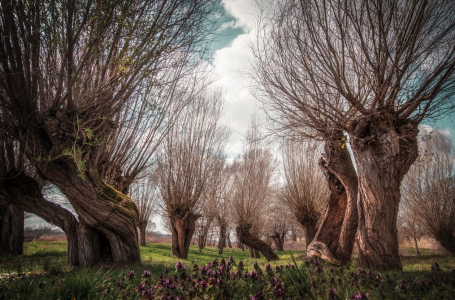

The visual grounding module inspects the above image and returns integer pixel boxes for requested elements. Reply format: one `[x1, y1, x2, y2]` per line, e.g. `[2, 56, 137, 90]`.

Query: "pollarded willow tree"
[232, 125, 279, 261]
[129, 172, 159, 246]
[255, 0, 455, 270]
[280, 142, 327, 253]
[157, 90, 229, 259]
[402, 130, 455, 254]
[252, 3, 359, 266]
[0, 0, 219, 264]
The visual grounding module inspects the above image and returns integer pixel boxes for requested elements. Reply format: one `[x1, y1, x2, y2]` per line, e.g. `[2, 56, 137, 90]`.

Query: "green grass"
[0, 242, 454, 299]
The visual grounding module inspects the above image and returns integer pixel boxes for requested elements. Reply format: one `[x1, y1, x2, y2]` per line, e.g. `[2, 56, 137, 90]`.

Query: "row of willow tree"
[1, 0, 455, 271]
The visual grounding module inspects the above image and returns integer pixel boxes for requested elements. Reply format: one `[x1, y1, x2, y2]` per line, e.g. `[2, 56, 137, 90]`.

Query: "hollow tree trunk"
[24, 113, 141, 265]
[170, 212, 199, 259]
[1, 205, 24, 254]
[139, 223, 147, 246]
[413, 236, 420, 256]
[306, 136, 358, 265]
[348, 114, 419, 270]
[236, 223, 279, 261]
[1, 174, 80, 265]
[218, 224, 226, 255]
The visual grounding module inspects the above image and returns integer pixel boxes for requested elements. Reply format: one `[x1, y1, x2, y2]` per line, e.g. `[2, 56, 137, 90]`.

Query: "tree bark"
[139, 223, 147, 246]
[1, 175, 81, 265]
[236, 223, 279, 261]
[253, 247, 261, 259]
[307, 136, 358, 265]
[248, 246, 254, 258]
[271, 233, 285, 251]
[1, 205, 24, 254]
[413, 236, 420, 256]
[170, 212, 199, 259]
[23, 112, 141, 265]
[218, 224, 226, 255]
[304, 224, 317, 250]
[435, 231, 455, 254]
[348, 114, 419, 270]
[227, 232, 232, 248]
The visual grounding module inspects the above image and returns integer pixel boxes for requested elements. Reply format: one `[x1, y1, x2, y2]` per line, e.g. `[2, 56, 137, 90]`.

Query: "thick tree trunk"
[170, 212, 199, 259]
[1, 205, 24, 254]
[248, 246, 254, 258]
[304, 224, 317, 250]
[23, 113, 141, 265]
[236, 224, 279, 261]
[253, 248, 261, 259]
[218, 225, 226, 255]
[139, 223, 147, 246]
[271, 234, 285, 251]
[239, 242, 244, 250]
[348, 114, 419, 270]
[435, 232, 455, 254]
[307, 136, 358, 265]
[413, 236, 420, 256]
[1, 175, 81, 265]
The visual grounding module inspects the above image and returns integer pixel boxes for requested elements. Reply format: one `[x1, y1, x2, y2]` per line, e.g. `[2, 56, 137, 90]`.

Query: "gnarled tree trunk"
[271, 233, 285, 251]
[348, 114, 419, 270]
[236, 223, 279, 261]
[435, 231, 455, 254]
[307, 136, 358, 265]
[248, 246, 254, 258]
[1, 174, 80, 265]
[170, 212, 199, 259]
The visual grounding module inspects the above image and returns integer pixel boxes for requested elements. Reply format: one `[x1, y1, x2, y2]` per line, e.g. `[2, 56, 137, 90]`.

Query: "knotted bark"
[22, 110, 141, 265]
[170, 212, 200, 259]
[306, 135, 358, 265]
[348, 113, 419, 270]
[236, 223, 279, 261]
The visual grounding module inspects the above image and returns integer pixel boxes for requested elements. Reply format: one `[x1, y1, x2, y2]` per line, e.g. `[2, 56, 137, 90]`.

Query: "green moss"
[96, 182, 138, 221]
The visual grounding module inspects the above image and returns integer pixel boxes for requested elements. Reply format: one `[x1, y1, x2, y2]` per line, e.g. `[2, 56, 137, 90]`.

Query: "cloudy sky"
[26, 0, 455, 233]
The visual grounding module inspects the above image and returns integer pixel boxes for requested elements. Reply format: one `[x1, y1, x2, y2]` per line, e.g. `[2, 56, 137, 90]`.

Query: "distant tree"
[129, 172, 159, 246]
[402, 130, 455, 254]
[280, 142, 327, 253]
[232, 124, 279, 261]
[157, 90, 229, 259]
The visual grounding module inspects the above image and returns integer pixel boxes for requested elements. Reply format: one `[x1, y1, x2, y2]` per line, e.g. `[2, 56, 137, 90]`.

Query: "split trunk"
[307, 136, 358, 265]
[170, 212, 199, 259]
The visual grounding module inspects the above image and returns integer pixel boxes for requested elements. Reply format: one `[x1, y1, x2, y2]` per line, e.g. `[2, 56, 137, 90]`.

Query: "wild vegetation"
[1, 0, 455, 298]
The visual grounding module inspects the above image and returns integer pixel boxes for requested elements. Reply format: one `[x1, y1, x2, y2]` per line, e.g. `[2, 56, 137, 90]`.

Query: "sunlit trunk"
[348, 115, 419, 270]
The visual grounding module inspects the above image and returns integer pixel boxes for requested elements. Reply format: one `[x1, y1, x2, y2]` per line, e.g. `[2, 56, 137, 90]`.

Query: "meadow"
[0, 242, 454, 299]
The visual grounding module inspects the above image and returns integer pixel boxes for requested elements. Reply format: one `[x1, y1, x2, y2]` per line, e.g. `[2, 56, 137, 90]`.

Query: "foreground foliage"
[0, 242, 454, 299]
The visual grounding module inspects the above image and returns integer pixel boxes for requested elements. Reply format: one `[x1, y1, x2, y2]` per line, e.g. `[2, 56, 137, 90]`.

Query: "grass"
[0, 242, 454, 299]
